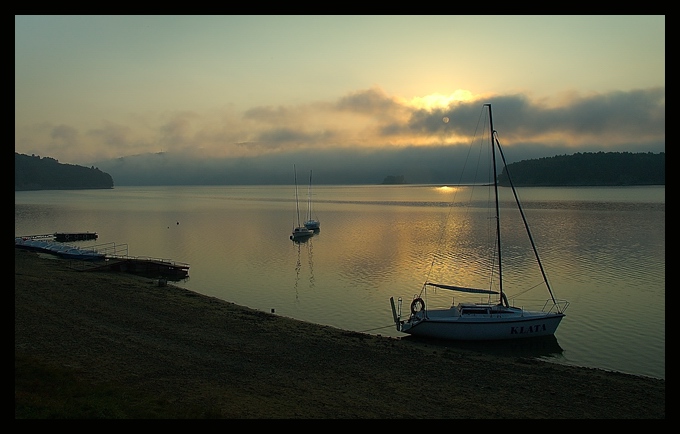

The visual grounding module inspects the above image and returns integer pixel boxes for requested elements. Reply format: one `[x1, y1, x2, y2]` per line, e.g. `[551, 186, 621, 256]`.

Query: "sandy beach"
[15, 248, 664, 418]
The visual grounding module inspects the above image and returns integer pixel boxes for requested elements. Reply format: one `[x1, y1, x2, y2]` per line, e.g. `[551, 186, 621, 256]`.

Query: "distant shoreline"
[15, 182, 666, 191]
[16, 150, 663, 188]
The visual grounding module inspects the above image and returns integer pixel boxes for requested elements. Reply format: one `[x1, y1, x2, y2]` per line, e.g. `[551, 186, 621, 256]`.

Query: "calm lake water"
[15, 185, 665, 380]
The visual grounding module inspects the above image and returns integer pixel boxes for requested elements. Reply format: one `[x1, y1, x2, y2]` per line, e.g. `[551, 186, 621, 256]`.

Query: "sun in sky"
[14, 15, 664, 165]
[407, 90, 475, 111]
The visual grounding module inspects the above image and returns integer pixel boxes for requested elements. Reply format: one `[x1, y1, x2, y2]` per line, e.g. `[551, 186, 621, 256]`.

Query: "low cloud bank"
[93, 142, 664, 186]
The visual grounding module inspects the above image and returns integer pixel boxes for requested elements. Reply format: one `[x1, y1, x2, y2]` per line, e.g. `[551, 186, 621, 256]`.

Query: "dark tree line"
[381, 175, 406, 184]
[15, 153, 114, 191]
[497, 151, 665, 187]
[15, 150, 664, 189]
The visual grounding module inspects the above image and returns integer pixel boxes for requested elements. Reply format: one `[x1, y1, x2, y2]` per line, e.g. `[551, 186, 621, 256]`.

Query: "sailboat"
[290, 165, 314, 241]
[303, 170, 320, 231]
[390, 103, 569, 341]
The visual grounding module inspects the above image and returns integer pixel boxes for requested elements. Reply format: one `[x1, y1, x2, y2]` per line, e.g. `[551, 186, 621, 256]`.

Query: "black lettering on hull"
[510, 323, 547, 335]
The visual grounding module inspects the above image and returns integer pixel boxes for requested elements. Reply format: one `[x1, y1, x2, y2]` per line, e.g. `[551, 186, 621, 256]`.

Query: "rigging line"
[494, 133, 558, 305]
[423, 106, 490, 290]
[423, 106, 498, 298]
[508, 280, 546, 299]
[359, 324, 398, 333]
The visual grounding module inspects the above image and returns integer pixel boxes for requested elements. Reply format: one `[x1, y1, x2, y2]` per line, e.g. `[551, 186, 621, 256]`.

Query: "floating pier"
[15, 233, 189, 281]
[72, 256, 190, 281]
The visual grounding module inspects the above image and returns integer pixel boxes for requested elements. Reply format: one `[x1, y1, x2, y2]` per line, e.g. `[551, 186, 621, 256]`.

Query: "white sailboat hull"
[400, 309, 564, 341]
[291, 226, 314, 240]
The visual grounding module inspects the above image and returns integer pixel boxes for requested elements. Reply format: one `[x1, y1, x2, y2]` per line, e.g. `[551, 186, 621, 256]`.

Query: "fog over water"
[92, 144, 665, 186]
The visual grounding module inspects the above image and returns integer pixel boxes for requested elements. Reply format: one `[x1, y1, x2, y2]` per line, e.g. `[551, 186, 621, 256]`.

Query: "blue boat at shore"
[15, 237, 105, 261]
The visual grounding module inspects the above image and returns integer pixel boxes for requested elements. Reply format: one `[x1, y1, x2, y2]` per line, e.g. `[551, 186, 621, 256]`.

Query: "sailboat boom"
[426, 282, 498, 295]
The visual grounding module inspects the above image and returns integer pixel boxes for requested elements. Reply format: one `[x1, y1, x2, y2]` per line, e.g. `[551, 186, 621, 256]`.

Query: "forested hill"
[497, 152, 665, 187]
[15, 153, 114, 191]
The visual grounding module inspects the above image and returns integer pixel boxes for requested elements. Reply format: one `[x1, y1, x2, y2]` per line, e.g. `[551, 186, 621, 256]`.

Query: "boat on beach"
[390, 103, 569, 341]
[15, 237, 106, 260]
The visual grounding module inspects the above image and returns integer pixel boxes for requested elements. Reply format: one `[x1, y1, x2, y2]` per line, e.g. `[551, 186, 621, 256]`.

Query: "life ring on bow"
[64, 234, 70, 241]
[411, 297, 425, 315]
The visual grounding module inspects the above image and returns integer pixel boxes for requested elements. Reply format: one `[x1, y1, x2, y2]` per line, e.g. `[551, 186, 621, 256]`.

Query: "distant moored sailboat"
[290, 165, 314, 241]
[303, 169, 320, 231]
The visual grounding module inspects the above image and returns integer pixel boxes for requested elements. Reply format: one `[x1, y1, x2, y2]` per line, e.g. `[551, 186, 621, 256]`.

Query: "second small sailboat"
[290, 165, 314, 241]
[303, 169, 320, 231]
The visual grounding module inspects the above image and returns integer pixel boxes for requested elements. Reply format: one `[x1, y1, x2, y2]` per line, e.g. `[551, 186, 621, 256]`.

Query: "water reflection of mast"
[307, 238, 315, 290]
[292, 237, 314, 300]
[294, 241, 302, 302]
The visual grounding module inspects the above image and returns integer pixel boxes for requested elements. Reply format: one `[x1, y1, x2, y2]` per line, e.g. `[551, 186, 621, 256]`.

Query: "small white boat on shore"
[390, 103, 569, 341]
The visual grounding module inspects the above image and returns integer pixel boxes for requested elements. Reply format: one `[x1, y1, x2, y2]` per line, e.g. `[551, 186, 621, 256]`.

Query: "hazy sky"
[15, 15, 665, 166]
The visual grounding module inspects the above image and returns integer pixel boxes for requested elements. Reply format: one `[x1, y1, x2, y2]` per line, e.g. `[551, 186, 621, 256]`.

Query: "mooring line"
[359, 324, 397, 333]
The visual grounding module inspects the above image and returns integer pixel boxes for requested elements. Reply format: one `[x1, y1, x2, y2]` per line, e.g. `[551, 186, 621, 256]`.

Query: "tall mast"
[493, 126, 559, 306]
[485, 103, 560, 308]
[485, 103, 503, 298]
[307, 170, 313, 220]
[294, 164, 301, 226]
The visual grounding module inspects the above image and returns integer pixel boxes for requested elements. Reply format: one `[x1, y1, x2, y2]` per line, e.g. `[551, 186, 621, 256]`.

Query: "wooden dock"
[69, 256, 190, 281]
[16, 232, 189, 281]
